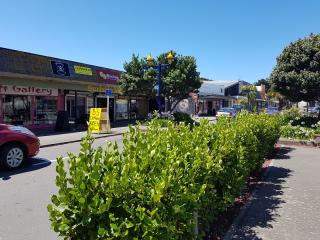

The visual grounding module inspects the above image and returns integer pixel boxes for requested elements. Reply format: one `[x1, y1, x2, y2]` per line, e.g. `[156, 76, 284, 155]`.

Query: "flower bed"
[48, 113, 281, 239]
[280, 111, 320, 140]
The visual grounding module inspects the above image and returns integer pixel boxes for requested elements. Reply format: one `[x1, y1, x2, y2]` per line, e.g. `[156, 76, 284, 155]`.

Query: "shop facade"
[197, 79, 251, 115]
[0, 47, 148, 129]
[0, 84, 61, 128]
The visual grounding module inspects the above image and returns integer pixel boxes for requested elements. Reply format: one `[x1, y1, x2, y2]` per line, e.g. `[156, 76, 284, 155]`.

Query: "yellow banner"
[74, 65, 93, 76]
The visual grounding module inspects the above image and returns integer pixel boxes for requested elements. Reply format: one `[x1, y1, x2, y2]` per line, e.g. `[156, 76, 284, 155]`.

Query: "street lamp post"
[146, 51, 174, 113]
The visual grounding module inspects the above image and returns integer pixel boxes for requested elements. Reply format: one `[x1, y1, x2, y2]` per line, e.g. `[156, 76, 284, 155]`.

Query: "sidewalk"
[38, 126, 130, 148]
[225, 145, 320, 240]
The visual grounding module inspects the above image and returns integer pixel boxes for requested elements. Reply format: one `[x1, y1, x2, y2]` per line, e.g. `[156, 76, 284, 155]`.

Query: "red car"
[0, 124, 40, 170]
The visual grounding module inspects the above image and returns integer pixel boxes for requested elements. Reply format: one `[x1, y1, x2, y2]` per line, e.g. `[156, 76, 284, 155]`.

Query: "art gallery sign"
[0, 85, 58, 96]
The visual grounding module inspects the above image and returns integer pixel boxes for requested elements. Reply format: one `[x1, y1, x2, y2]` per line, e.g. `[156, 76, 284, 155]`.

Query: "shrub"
[173, 112, 194, 126]
[48, 113, 281, 239]
[281, 124, 315, 140]
[290, 116, 319, 128]
[281, 107, 301, 124]
[144, 118, 172, 128]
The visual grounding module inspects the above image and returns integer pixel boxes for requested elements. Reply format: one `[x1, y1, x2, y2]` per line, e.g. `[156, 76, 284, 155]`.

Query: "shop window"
[2, 95, 31, 125]
[116, 99, 128, 120]
[35, 96, 57, 125]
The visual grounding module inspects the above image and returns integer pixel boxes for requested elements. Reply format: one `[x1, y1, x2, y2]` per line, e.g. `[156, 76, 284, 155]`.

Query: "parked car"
[266, 107, 279, 115]
[0, 124, 39, 170]
[232, 104, 244, 113]
[216, 107, 237, 117]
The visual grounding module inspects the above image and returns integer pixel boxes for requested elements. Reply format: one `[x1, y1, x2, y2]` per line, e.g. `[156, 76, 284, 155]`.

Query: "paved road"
[226, 146, 320, 240]
[0, 134, 123, 240]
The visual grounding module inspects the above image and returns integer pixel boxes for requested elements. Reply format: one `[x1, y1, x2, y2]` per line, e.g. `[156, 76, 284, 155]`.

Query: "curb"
[223, 159, 274, 240]
[278, 139, 320, 148]
[40, 132, 124, 148]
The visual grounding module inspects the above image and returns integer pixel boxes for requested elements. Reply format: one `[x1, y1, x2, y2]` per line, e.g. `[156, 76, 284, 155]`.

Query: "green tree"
[119, 54, 157, 97]
[269, 34, 320, 103]
[241, 85, 257, 111]
[254, 78, 271, 92]
[266, 90, 288, 110]
[120, 51, 201, 112]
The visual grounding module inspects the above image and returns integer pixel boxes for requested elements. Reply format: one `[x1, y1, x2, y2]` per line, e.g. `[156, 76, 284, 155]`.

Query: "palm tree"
[241, 85, 257, 111]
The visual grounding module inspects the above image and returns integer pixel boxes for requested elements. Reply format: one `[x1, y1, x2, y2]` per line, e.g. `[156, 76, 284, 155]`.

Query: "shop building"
[197, 79, 250, 115]
[0, 47, 148, 129]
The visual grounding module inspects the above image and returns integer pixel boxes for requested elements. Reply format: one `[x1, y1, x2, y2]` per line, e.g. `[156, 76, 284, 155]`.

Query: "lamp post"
[146, 51, 174, 113]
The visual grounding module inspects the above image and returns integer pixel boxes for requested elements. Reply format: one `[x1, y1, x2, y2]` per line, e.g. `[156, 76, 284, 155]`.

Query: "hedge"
[48, 113, 281, 239]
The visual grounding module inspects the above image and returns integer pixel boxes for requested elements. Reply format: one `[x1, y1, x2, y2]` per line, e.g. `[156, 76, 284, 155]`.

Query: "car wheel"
[0, 144, 26, 170]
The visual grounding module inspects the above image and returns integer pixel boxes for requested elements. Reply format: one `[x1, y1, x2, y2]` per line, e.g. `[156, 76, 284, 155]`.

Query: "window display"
[35, 96, 57, 125]
[2, 95, 31, 125]
[116, 99, 128, 120]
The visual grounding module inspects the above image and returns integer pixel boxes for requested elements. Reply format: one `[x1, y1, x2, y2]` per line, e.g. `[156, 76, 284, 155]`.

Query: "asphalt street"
[0, 134, 123, 240]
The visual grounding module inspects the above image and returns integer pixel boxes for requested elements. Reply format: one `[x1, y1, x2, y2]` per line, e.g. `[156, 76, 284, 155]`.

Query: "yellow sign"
[74, 65, 93, 76]
[87, 85, 120, 94]
[88, 108, 102, 133]
[88, 108, 111, 133]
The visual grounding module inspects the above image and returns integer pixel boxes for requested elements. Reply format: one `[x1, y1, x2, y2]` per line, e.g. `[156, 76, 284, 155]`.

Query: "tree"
[269, 34, 320, 103]
[120, 51, 201, 112]
[254, 78, 271, 92]
[267, 90, 288, 109]
[241, 85, 257, 111]
[119, 54, 157, 97]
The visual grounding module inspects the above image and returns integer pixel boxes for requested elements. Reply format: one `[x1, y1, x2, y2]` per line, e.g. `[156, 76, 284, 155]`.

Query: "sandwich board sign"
[88, 108, 110, 133]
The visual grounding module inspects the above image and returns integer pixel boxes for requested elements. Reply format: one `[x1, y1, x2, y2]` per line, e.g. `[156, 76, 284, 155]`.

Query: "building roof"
[0, 47, 122, 85]
[198, 79, 241, 96]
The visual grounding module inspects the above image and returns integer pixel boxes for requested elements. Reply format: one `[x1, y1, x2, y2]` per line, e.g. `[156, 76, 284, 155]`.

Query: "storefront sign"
[97, 69, 120, 84]
[51, 61, 70, 76]
[87, 85, 120, 94]
[74, 65, 93, 76]
[0, 85, 58, 96]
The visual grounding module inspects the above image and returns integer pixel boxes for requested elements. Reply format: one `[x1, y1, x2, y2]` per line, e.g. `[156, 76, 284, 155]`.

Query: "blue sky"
[1, 0, 319, 83]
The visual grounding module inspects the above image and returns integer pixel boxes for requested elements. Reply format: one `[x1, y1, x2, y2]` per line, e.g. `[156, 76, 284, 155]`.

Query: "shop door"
[66, 96, 87, 123]
[97, 98, 115, 122]
[66, 97, 76, 121]
[207, 101, 213, 115]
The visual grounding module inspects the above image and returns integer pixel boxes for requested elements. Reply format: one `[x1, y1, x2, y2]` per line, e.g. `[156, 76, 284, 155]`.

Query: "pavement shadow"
[0, 158, 51, 181]
[228, 166, 292, 239]
[272, 146, 295, 160]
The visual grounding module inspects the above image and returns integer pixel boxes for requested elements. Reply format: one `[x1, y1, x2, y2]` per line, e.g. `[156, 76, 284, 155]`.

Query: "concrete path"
[225, 145, 320, 240]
